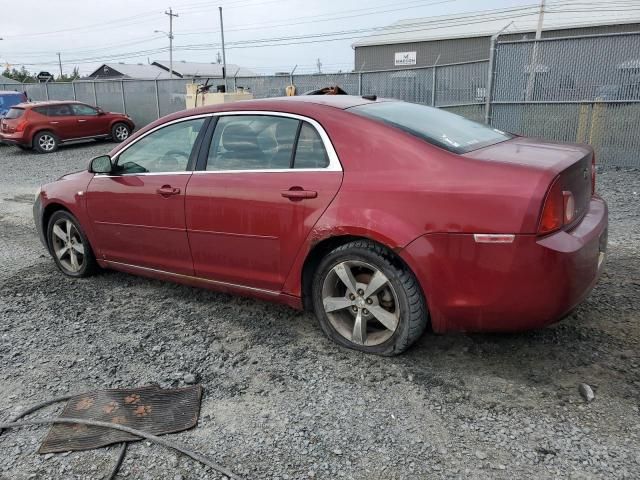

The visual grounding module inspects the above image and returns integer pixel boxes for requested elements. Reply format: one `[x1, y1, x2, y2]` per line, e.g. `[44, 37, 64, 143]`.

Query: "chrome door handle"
[78, 119, 87, 123]
[50, 121, 59, 124]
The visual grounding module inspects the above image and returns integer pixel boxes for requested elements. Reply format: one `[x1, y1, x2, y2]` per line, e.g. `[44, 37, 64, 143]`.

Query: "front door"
[71, 103, 110, 137]
[185, 114, 342, 291]
[86, 116, 209, 275]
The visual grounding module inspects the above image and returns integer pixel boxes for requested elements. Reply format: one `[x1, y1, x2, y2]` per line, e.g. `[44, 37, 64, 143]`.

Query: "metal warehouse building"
[352, 5, 640, 71]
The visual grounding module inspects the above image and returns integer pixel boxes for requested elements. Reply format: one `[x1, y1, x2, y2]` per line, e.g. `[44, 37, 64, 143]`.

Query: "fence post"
[92, 82, 98, 106]
[154, 80, 161, 119]
[484, 36, 498, 124]
[358, 72, 362, 95]
[45, 82, 50, 101]
[120, 80, 127, 115]
[431, 66, 437, 107]
[72, 81, 77, 101]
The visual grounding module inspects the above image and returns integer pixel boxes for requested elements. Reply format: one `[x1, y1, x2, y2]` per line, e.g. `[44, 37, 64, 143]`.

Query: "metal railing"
[1, 31, 638, 166]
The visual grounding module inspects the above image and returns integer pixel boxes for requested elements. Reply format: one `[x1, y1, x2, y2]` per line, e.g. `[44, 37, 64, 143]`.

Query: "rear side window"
[48, 104, 74, 116]
[206, 115, 299, 171]
[294, 123, 329, 168]
[4, 108, 24, 119]
[349, 101, 512, 154]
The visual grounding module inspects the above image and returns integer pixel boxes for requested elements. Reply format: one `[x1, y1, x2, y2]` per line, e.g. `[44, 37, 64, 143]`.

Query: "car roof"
[23, 100, 86, 107]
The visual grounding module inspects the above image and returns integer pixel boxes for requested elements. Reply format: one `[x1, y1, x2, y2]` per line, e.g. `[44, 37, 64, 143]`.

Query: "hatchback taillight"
[15, 119, 27, 132]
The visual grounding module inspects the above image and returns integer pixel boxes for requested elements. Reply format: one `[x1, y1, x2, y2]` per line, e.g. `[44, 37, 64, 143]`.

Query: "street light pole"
[164, 7, 179, 77]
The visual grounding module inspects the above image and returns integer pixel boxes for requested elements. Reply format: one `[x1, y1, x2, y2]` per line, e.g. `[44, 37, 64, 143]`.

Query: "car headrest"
[221, 124, 259, 152]
[274, 120, 297, 146]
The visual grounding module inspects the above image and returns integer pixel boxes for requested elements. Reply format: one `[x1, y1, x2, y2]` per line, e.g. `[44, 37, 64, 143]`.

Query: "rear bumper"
[0, 132, 30, 147]
[401, 197, 608, 333]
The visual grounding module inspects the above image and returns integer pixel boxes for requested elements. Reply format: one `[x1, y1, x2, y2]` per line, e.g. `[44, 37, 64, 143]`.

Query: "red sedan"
[33, 96, 608, 355]
[0, 101, 134, 153]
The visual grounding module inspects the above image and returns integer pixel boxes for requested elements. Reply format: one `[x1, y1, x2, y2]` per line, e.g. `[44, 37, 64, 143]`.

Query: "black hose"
[108, 443, 128, 480]
[0, 418, 240, 480]
[0, 392, 79, 437]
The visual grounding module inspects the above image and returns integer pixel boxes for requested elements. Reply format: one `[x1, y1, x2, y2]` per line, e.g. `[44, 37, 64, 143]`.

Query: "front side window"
[349, 101, 512, 154]
[206, 115, 299, 171]
[72, 104, 98, 116]
[115, 118, 205, 174]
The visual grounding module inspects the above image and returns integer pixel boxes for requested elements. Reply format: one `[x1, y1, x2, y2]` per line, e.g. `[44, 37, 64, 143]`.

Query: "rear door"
[185, 113, 343, 291]
[86, 116, 209, 275]
[41, 104, 78, 140]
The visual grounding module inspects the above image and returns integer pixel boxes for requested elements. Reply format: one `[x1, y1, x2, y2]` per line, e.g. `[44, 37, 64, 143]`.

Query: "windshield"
[349, 101, 512, 154]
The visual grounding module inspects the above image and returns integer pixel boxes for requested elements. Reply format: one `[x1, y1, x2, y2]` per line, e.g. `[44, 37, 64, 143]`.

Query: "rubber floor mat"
[39, 385, 202, 453]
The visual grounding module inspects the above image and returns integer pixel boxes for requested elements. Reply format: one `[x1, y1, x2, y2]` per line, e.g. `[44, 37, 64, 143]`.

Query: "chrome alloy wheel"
[38, 134, 56, 152]
[51, 218, 85, 273]
[321, 260, 401, 346]
[114, 125, 129, 141]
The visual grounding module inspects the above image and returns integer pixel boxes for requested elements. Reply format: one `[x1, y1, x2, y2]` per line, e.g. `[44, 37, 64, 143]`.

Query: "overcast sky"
[0, 0, 552, 77]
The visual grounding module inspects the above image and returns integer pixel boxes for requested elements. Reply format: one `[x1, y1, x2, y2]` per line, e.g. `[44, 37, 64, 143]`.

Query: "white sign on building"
[394, 51, 417, 66]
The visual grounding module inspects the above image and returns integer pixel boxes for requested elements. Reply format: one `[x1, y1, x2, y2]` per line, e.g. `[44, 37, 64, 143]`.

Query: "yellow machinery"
[185, 83, 253, 109]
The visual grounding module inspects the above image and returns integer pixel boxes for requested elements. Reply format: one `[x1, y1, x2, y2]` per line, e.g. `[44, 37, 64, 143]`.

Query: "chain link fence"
[1, 32, 638, 166]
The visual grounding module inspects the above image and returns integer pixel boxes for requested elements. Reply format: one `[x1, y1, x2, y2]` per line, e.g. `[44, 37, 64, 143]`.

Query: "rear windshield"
[4, 107, 24, 119]
[349, 101, 512, 154]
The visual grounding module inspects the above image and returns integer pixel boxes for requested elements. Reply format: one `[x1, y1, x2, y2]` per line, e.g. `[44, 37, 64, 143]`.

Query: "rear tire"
[47, 210, 97, 278]
[111, 122, 131, 143]
[312, 240, 427, 356]
[33, 131, 59, 154]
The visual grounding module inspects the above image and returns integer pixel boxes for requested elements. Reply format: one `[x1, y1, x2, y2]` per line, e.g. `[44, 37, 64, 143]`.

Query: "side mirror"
[89, 155, 113, 174]
[96, 107, 105, 115]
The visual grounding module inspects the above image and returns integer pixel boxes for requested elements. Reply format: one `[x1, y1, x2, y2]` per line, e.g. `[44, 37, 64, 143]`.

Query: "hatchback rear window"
[4, 107, 24, 119]
[349, 101, 512, 154]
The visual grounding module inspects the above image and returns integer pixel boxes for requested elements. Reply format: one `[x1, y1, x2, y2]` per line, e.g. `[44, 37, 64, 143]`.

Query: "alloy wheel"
[114, 125, 129, 141]
[51, 218, 85, 273]
[321, 260, 400, 346]
[38, 134, 56, 152]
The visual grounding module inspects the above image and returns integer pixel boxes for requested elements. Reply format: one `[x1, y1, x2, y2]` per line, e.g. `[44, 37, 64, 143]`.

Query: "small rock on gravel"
[579, 383, 596, 402]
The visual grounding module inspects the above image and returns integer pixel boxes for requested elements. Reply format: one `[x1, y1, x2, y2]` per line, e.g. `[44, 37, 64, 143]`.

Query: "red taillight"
[15, 120, 27, 132]
[591, 153, 596, 195]
[538, 178, 564, 235]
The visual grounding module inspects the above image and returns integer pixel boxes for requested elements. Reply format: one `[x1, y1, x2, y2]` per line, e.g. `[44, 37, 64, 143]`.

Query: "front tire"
[47, 211, 97, 278]
[33, 131, 59, 154]
[111, 122, 130, 143]
[312, 240, 427, 356]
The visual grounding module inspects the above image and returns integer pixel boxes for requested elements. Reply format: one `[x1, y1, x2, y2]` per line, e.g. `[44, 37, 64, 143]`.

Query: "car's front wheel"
[111, 122, 131, 143]
[33, 131, 59, 154]
[47, 210, 97, 278]
[312, 240, 428, 356]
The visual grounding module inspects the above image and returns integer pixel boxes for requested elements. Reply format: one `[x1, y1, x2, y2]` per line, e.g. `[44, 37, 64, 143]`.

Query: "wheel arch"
[299, 234, 421, 312]
[30, 128, 58, 148]
[41, 202, 71, 253]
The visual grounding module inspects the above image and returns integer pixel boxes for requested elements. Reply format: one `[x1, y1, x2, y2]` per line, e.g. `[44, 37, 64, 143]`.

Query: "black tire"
[312, 240, 427, 356]
[111, 122, 131, 143]
[33, 131, 59, 154]
[46, 210, 98, 278]
[17, 144, 30, 151]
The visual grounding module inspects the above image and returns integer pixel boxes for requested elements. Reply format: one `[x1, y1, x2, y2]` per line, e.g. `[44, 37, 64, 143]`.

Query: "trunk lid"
[464, 137, 593, 227]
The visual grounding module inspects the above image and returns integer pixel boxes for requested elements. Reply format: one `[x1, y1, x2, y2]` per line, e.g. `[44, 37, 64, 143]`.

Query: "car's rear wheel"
[312, 240, 427, 356]
[33, 131, 59, 154]
[47, 211, 97, 278]
[111, 123, 130, 143]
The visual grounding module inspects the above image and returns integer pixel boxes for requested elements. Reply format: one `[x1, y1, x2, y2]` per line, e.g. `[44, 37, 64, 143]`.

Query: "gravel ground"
[1, 141, 639, 480]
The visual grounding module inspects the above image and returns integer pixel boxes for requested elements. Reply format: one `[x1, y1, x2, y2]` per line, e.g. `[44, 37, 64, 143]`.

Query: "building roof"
[152, 60, 256, 78]
[86, 63, 178, 80]
[0, 75, 20, 84]
[352, 3, 640, 47]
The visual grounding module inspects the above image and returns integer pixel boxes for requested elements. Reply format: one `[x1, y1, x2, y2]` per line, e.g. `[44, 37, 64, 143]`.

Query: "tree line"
[2, 66, 81, 83]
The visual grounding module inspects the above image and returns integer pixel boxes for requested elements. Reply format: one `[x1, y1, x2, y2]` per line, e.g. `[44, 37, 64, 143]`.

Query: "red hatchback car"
[0, 100, 134, 153]
[33, 96, 608, 355]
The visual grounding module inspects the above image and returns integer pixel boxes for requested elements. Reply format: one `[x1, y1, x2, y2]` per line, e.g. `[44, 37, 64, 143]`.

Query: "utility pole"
[525, 0, 545, 101]
[57, 52, 63, 79]
[219, 7, 227, 91]
[165, 7, 179, 78]
[316, 58, 322, 74]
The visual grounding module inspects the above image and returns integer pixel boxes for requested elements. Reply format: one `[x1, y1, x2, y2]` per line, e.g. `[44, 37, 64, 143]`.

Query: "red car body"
[0, 100, 134, 150]
[33, 96, 607, 334]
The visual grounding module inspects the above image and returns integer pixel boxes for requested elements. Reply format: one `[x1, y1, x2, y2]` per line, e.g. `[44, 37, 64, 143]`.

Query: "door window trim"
[195, 111, 342, 174]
